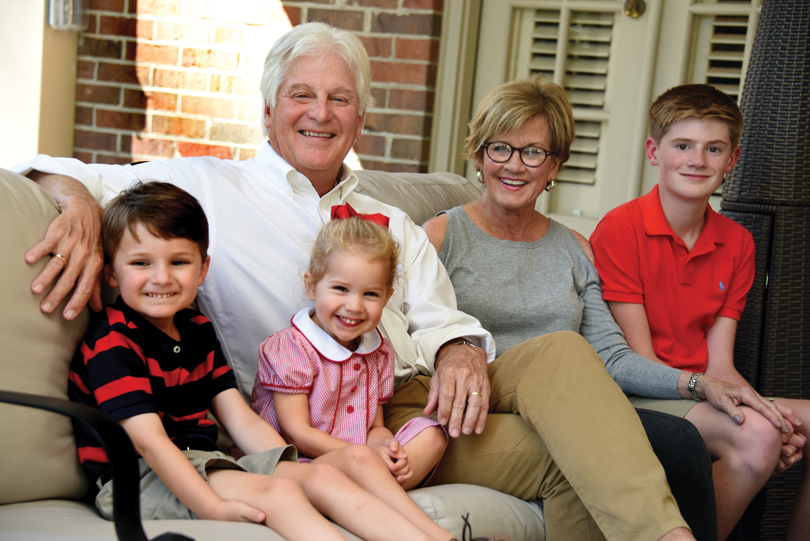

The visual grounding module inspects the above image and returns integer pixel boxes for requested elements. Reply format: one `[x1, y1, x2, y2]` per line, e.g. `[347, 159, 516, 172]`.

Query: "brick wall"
[74, 0, 443, 172]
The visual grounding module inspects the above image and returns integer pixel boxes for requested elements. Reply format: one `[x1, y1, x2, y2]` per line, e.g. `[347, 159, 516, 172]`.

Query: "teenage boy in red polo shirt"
[590, 84, 810, 541]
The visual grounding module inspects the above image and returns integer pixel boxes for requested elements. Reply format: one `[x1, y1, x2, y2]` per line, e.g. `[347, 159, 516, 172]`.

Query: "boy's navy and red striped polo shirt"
[68, 297, 236, 487]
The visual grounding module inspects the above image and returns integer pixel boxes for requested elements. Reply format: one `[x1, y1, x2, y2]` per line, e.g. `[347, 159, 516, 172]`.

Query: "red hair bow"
[330, 203, 390, 228]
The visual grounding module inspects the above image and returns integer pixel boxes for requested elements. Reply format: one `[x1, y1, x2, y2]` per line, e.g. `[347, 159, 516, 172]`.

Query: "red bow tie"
[330, 203, 390, 228]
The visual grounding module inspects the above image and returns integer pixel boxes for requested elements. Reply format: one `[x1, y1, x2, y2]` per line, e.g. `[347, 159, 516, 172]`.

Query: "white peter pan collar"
[291, 307, 383, 362]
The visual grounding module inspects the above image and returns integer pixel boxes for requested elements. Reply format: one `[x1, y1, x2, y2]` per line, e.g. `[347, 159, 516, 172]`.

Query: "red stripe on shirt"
[145, 351, 216, 387]
[190, 315, 209, 325]
[168, 410, 211, 424]
[69, 371, 91, 394]
[212, 365, 231, 379]
[78, 446, 109, 464]
[184, 351, 216, 383]
[83, 332, 146, 366]
[147, 357, 182, 386]
[106, 307, 127, 326]
[95, 375, 152, 403]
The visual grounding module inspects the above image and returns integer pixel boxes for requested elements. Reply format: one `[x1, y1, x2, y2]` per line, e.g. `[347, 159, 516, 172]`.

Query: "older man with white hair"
[14, 22, 698, 541]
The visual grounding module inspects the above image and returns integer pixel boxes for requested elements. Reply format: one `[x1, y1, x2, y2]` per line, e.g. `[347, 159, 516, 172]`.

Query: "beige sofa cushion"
[354, 170, 482, 225]
[0, 168, 90, 504]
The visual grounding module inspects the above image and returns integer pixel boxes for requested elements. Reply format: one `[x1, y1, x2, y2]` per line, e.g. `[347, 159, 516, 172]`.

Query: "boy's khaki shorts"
[95, 445, 297, 520]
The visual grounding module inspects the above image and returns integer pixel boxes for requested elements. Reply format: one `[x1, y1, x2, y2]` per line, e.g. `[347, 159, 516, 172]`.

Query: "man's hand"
[697, 374, 790, 434]
[424, 341, 489, 438]
[25, 172, 104, 319]
[372, 439, 412, 485]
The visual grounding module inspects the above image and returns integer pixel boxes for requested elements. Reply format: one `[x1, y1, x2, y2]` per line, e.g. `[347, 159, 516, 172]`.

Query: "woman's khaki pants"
[385, 331, 687, 541]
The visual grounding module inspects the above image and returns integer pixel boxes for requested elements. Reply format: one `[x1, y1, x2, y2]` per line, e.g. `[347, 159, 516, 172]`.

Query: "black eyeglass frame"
[482, 142, 554, 168]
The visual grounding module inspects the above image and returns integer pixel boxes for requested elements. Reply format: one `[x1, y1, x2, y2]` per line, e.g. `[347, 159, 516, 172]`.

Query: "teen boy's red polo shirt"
[590, 185, 755, 373]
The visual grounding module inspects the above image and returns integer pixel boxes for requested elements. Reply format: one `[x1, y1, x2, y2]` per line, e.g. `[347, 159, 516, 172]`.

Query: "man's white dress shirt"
[14, 143, 494, 398]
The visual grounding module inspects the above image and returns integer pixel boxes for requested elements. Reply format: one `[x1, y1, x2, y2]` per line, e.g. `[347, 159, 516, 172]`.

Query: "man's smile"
[300, 130, 335, 138]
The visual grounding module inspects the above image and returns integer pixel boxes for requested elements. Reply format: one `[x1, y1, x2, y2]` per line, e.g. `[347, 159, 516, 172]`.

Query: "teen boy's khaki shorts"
[629, 395, 781, 419]
[628, 396, 698, 418]
[95, 445, 297, 520]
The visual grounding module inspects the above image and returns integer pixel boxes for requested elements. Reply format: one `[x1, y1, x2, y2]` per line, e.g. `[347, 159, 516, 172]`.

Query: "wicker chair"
[720, 0, 810, 539]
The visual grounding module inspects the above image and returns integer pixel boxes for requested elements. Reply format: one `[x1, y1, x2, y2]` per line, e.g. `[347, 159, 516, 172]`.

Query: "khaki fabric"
[386, 331, 688, 541]
[95, 447, 297, 520]
[0, 168, 90, 504]
[0, 499, 363, 541]
[630, 396, 699, 418]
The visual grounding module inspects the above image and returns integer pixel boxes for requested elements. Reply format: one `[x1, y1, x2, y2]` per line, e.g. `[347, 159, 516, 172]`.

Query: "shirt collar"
[291, 307, 383, 362]
[255, 141, 359, 205]
[639, 184, 725, 252]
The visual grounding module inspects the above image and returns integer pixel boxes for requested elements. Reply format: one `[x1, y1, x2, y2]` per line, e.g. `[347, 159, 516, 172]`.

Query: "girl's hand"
[374, 439, 413, 485]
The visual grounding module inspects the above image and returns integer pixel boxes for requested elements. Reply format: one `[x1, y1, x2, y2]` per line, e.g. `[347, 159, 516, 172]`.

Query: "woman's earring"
[545, 180, 556, 192]
[477, 170, 485, 185]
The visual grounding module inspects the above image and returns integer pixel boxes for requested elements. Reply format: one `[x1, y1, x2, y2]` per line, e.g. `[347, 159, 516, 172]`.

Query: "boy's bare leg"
[685, 403, 781, 540]
[207, 469, 348, 541]
[401, 426, 448, 490]
[310, 444, 453, 541]
[778, 399, 810, 541]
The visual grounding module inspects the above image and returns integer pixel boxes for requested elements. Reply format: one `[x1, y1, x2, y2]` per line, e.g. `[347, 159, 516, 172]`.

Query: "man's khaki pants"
[385, 331, 687, 541]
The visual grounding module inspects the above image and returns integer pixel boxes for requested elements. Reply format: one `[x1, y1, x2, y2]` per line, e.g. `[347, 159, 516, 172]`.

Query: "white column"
[0, 0, 77, 168]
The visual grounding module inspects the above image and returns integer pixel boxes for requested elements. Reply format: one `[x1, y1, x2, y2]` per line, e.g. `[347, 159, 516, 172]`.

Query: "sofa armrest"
[0, 390, 191, 541]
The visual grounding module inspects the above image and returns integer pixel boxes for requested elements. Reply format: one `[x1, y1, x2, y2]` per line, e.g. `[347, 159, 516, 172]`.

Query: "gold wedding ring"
[53, 253, 67, 265]
[469, 391, 481, 397]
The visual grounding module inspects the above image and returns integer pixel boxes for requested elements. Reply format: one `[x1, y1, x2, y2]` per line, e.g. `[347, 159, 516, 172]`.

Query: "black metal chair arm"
[0, 390, 192, 541]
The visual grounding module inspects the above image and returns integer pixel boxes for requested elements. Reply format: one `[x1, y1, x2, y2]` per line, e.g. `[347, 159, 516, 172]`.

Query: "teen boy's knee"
[732, 409, 782, 473]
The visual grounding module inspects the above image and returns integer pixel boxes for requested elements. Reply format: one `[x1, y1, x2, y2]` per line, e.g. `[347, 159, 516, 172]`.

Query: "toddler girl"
[251, 211, 507, 541]
[252, 212, 447, 486]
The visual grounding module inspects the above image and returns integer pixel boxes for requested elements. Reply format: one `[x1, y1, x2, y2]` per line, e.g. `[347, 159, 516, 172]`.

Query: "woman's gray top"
[437, 206, 681, 399]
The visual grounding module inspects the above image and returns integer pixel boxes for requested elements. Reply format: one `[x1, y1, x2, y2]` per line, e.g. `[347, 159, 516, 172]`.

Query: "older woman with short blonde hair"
[423, 74, 717, 541]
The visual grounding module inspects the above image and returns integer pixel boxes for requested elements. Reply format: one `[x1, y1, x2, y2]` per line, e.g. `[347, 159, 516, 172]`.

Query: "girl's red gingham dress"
[250, 308, 443, 461]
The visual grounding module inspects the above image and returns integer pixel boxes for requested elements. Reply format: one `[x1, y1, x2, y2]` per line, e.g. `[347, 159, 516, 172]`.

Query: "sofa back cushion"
[354, 171, 482, 225]
[0, 168, 90, 504]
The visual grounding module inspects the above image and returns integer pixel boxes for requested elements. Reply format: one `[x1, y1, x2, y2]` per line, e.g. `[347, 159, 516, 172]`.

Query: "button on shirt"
[14, 144, 494, 398]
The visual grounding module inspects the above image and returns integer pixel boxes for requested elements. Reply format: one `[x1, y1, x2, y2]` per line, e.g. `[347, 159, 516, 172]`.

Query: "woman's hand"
[697, 374, 790, 434]
[26, 172, 104, 319]
[425, 340, 490, 438]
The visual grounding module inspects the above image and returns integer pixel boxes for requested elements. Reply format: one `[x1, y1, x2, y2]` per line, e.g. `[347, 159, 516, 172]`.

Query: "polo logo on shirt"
[719, 280, 725, 292]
